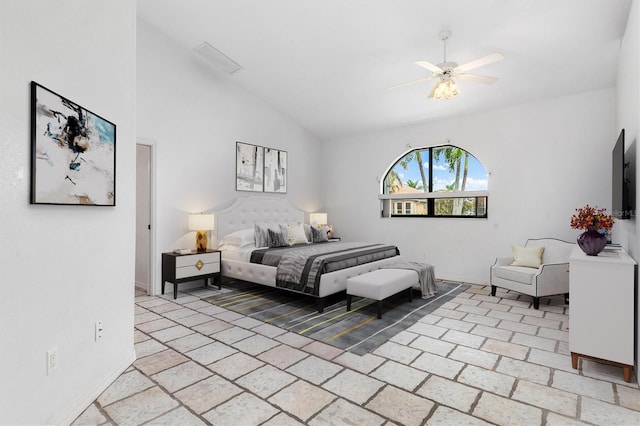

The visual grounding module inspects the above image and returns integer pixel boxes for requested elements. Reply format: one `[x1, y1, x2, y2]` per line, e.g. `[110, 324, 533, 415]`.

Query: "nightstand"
[162, 249, 221, 299]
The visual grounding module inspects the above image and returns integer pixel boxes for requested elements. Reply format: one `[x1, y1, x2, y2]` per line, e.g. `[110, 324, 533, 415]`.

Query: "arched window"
[380, 145, 488, 218]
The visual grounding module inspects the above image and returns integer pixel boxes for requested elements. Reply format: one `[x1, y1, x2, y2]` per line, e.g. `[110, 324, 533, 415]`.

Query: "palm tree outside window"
[380, 145, 488, 218]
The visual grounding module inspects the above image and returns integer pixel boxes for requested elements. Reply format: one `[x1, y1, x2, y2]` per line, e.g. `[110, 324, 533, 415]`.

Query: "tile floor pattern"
[72, 284, 640, 426]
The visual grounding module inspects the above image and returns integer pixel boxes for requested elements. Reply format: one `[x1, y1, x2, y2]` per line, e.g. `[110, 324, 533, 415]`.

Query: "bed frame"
[214, 196, 401, 312]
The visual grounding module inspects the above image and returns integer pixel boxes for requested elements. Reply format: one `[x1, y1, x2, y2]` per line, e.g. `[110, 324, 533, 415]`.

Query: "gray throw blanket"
[380, 261, 436, 299]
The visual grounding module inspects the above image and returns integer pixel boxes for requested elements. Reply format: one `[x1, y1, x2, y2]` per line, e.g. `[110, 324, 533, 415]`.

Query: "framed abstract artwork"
[30, 81, 116, 206]
[236, 141, 264, 192]
[264, 148, 287, 193]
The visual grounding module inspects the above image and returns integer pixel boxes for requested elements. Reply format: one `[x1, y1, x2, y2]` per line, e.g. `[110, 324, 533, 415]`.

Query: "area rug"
[203, 280, 469, 355]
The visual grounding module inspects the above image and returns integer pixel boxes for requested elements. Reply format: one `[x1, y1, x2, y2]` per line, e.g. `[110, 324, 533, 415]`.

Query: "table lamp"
[309, 212, 327, 228]
[189, 213, 215, 252]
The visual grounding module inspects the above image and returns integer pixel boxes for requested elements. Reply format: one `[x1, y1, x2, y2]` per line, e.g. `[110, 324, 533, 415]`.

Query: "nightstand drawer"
[176, 262, 220, 279]
[175, 252, 219, 267]
[175, 252, 220, 279]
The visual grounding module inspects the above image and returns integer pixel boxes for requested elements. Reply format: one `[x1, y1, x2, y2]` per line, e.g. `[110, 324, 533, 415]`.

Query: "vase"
[577, 228, 607, 256]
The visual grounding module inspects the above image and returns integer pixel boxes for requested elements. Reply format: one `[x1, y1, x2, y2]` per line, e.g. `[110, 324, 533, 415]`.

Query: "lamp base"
[195, 231, 208, 252]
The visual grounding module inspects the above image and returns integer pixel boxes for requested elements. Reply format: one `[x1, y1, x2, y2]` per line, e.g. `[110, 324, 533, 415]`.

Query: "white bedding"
[219, 244, 255, 263]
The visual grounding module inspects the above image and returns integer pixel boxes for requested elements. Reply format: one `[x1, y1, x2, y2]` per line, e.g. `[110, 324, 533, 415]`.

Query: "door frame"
[136, 138, 157, 296]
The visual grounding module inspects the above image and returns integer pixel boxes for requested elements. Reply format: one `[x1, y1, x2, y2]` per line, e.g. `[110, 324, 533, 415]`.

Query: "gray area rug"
[204, 280, 469, 355]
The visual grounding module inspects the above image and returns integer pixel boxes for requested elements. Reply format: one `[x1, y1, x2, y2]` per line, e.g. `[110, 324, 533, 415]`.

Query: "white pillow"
[511, 245, 544, 268]
[221, 228, 254, 248]
[283, 223, 308, 245]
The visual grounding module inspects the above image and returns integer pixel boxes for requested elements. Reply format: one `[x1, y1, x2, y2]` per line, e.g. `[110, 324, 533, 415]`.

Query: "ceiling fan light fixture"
[391, 30, 503, 98]
[433, 78, 459, 100]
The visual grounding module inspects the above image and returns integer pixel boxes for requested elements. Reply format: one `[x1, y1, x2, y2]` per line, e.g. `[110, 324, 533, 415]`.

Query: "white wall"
[616, 0, 640, 382]
[323, 89, 615, 284]
[136, 20, 324, 294]
[617, 0, 639, 256]
[0, 1, 136, 424]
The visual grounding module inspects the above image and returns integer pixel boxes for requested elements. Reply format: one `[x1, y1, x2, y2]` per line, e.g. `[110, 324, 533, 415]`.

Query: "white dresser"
[569, 246, 636, 382]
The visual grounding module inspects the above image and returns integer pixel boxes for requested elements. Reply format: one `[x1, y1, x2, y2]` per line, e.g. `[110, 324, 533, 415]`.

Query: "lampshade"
[189, 213, 215, 231]
[433, 78, 459, 100]
[309, 212, 327, 226]
[189, 213, 214, 252]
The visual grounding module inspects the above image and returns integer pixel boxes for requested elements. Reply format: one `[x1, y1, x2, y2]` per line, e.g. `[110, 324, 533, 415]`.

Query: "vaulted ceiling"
[137, 0, 633, 140]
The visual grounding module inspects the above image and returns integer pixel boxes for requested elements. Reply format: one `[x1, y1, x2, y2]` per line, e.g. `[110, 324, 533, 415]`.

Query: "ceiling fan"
[390, 31, 504, 99]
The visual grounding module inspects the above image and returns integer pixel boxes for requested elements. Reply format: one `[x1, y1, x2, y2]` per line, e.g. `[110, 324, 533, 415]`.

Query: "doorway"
[135, 143, 154, 295]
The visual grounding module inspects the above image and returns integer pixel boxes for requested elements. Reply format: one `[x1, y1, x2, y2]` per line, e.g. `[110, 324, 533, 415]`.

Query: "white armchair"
[490, 238, 574, 309]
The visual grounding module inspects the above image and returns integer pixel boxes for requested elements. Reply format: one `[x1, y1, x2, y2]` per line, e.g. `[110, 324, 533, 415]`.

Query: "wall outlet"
[95, 320, 103, 341]
[46, 348, 58, 375]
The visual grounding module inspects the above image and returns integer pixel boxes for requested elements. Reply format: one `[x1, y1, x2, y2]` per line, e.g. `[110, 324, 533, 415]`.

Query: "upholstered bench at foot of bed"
[346, 269, 419, 319]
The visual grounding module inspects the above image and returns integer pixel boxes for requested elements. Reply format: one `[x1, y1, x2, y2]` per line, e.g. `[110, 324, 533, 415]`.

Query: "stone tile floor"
[72, 284, 640, 425]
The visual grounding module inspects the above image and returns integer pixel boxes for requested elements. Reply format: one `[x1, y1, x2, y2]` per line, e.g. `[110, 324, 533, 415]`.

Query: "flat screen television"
[612, 129, 630, 219]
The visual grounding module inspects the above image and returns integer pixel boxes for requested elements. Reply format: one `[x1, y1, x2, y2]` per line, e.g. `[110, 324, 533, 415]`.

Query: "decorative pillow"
[285, 223, 308, 245]
[311, 225, 329, 243]
[303, 223, 313, 243]
[277, 223, 288, 240]
[221, 228, 255, 247]
[267, 228, 288, 248]
[511, 245, 545, 268]
[254, 223, 272, 248]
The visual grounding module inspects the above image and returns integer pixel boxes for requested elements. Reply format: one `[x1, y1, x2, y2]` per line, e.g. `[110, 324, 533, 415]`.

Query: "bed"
[214, 197, 402, 312]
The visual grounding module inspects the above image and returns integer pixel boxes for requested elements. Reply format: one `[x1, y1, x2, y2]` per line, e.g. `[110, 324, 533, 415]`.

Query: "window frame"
[379, 145, 489, 219]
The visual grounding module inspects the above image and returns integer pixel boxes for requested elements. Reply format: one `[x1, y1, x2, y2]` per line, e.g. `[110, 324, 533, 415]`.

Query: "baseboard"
[52, 349, 136, 425]
[135, 280, 149, 291]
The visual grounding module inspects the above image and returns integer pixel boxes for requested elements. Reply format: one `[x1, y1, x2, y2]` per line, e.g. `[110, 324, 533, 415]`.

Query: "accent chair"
[490, 238, 575, 309]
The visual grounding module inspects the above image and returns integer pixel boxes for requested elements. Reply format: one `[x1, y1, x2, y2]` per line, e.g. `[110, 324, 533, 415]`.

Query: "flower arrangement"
[325, 225, 333, 238]
[570, 205, 615, 231]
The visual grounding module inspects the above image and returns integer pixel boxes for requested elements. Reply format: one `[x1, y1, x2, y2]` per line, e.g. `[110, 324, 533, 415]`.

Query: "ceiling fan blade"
[414, 60, 443, 74]
[457, 73, 499, 85]
[427, 81, 438, 98]
[388, 76, 434, 90]
[456, 53, 504, 73]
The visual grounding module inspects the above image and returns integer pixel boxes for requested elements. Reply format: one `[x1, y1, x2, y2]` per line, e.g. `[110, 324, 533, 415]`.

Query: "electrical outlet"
[95, 320, 103, 341]
[46, 348, 58, 375]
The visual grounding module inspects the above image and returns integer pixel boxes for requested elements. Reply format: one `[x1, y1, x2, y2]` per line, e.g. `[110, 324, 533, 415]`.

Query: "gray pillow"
[311, 226, 329, 243]
[254, 223, 270, 248]
[303, 223, 313, 243]
[268, 228, 288, 248]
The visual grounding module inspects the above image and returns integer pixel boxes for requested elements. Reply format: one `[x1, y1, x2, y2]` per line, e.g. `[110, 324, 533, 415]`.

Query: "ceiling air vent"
[193, 42, 243, 75]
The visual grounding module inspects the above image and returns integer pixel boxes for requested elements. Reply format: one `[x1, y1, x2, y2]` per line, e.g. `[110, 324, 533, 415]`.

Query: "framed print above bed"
[236, 141, 264, 192]
[30, 81, 116, 206]
[264, 148, 287, 193]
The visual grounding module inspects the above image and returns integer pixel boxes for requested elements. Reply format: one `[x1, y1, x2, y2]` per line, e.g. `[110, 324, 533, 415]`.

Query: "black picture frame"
[264, 147, 287, 193]
[236, 141, 264, 192]
[30, 81, 116, 206]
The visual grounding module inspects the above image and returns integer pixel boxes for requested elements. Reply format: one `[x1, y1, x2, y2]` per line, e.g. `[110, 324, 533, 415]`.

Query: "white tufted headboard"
[214, 196, 305, 243]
